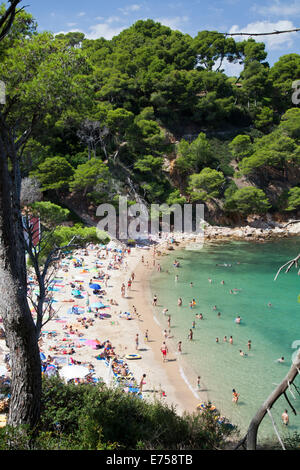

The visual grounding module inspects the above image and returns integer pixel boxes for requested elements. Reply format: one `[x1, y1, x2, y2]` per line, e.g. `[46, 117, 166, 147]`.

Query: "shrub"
[34, 377, 237, 450]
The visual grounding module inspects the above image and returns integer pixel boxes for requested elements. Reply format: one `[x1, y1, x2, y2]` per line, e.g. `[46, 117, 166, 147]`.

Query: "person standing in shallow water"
[160, 342, 168, 362]
[282, 409, 289, 426]
[232, 389, 240, 404]
[197, 376, 201, 390]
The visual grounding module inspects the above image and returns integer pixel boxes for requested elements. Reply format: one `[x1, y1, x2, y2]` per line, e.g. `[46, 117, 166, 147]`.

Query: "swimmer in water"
[178, 298, 182, 307]
[235, 316, 241, 324]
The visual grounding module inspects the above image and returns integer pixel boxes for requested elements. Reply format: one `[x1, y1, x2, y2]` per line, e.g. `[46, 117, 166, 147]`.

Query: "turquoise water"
[150, 238, 300, 443]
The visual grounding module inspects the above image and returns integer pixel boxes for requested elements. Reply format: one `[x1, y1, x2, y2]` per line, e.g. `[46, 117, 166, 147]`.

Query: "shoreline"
[125, 247, 206, 415]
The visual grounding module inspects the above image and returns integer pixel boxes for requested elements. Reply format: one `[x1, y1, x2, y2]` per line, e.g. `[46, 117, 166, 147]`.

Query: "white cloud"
[119, 4, 142, 15]
[86, 23, 126, 40]
[106, 16, 123, 24]
[229, 20, 297, 50]
[54, 29, 82, 36]
[55, 15, 128, 41]
[252, 1, 300, 17]
[77, 12, 86, 17]
[154, 16, 189, 31]
[216, 58, 243, 77]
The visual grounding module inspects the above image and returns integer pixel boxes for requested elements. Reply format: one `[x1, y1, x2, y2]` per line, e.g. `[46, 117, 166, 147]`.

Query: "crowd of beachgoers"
[0, 241, 153, 424]
[1, 235, 191, 426]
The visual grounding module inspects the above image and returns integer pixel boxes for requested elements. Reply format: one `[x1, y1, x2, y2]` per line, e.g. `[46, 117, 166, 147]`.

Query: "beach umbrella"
[44, 364, 57, 377]
[91, 302, 106, 309]
[71, 289, 82, 296]
[89, 283, 101, 290]
[59, 365, 90, 380]
[0, 365, 8, 376]
[40, 352, 46, 361]
[85, 339, 101, 349]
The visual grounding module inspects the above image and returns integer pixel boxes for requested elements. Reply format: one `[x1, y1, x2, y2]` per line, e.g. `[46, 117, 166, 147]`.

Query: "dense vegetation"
[2, 7, 300, 229]
[0, 377, 237, 450]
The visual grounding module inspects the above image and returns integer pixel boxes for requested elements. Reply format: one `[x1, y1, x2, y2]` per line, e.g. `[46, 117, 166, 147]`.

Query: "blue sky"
[24, 0, 300, 75]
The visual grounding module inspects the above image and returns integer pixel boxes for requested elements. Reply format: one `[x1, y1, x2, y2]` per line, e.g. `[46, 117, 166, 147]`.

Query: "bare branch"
[223, 28, 300, 37]
[274, 254, 300, 280]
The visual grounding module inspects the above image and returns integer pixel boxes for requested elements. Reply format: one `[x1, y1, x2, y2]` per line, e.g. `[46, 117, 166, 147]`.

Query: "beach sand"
[1, 238, 209, 420]
[126, 246, 206, 415]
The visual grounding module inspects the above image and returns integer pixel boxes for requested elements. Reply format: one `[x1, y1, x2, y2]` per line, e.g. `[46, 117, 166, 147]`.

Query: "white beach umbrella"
[0, 365, 8, 376]
[106, 359, 113, 386]
[59, 365, 90, 380]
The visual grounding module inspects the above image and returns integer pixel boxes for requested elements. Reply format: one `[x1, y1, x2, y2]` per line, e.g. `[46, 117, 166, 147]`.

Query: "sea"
[149, 237, 300, 443]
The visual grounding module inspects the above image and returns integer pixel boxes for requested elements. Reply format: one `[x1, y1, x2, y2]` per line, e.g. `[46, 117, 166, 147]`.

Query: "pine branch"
[223, 28, 300, 37]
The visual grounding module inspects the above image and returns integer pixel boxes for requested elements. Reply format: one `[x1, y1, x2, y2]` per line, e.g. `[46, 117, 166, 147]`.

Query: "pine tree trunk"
[0, 132, 41, 428]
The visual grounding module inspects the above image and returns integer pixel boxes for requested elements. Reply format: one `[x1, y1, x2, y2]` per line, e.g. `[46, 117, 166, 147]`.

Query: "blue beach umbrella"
[91, 302, 106, 309]
[72, 289, 82, 296]
[89, 283, 101, 290]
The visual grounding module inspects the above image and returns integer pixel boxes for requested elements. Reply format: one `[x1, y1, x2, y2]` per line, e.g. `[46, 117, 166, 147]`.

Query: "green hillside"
[2, 8, 300, 225]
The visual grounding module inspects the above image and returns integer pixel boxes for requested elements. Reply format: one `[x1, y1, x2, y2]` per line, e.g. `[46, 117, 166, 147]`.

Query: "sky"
[22, 0, 300, 76]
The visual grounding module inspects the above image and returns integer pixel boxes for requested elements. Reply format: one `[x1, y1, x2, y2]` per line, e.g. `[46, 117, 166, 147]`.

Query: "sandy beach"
[126, 245, 206, 415]
[0, 237, 208, 421]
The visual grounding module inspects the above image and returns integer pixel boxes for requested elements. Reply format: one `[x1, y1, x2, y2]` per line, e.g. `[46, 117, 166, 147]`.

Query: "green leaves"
[69, 158, 110, 196]
[193, 31, 239, 71]
[134, 155, 163, 173]
[239, 131, 299, 175]
[187, 168, 225, 202]
[31, 201, 70, 227]
[30, 156, 74, 191]
[175, 133, 215, 176]
[229, 134, 253, 161]
[286, 187, 300, 212]
[224, 187, 271, 215]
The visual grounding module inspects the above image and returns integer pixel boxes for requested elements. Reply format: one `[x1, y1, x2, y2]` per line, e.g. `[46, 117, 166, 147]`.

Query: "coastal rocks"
[203, 220, 300, 242]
